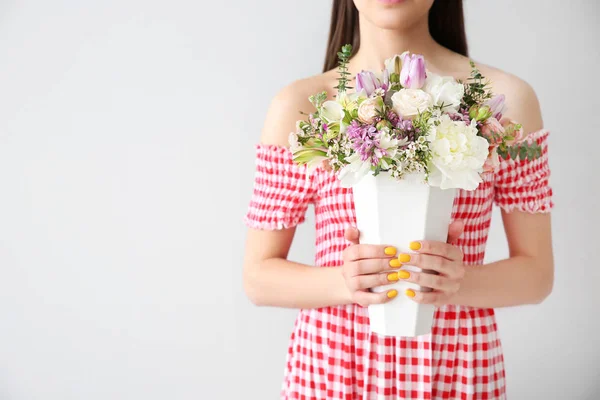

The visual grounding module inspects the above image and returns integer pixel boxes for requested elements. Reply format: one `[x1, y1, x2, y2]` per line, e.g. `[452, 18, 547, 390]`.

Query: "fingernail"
[389, 259, 402, 268]
[387, 289, 398, 299]
[384, 246, 397, 256]
[405, 289, 416, 298]
[397, 270, 410, 279]
[409, 241, 422, 251]
[387, 272, 399, 282]
[398, 253, 411, 263]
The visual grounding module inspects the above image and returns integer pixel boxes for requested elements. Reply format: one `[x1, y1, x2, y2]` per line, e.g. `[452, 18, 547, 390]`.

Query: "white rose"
[423, 73, 465, 113]
[320, 100, 344, 123]
[357, 97, 383, 124]
[391, 89, 433, 120]
[426, 114, 489, 190]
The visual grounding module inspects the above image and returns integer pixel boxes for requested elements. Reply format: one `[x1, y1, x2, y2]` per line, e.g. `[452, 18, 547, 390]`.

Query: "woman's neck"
[349, 15, 442, 75]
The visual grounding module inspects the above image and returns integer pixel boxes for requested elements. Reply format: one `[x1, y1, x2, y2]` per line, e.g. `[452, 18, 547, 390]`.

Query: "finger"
[353, 289, 398, 306]
[344, 244, 398, 262]
[349, 271, 401, 291]
[406, 240, 463, 262]
[344, 227, 360, 245]
[447, 220, 465, 243]
[397, 270, 457, 292]
[347, 258, 399, 276]
[405, 289, 445, 305]
[398, 253, 460, 277]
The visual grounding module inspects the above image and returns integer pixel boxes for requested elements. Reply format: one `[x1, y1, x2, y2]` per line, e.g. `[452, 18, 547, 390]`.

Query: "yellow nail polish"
[409, 241, 422, 251]
[387, 289, 398, 299]
[405, 289, 416, 298]
[397, 270, 410, 279]
[398, 253, 411, 263]
[387, 272, 399, 282]
[389, 259, 402, 268]
[384, 246, 397, 256]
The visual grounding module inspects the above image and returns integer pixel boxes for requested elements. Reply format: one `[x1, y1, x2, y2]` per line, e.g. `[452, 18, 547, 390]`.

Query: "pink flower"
[485, 94, 506, 120]
[500, 118, 524, 145]
[483, 146, 500, 172]
[479, 117, 506, 172]
[357, 97, 383, 124]
[400, 54, 426, 89]
[356, 71, 382, 96]
[479, 117, 505, 146]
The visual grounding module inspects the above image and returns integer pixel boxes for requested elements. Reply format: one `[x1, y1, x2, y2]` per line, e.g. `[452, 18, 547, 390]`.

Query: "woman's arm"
[243, 228, 352, 308]
[243, 80, 357, 309]
[451, 211, 553, 307]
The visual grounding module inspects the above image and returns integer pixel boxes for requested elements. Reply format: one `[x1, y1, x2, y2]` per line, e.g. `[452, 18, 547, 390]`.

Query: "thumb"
[447, 220, 465, 244]
[344, 226, 360, 245]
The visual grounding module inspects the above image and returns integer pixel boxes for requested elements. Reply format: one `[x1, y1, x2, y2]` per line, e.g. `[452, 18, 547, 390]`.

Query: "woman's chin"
[363, 13, 420, 31]
[354, 0, 434, 31]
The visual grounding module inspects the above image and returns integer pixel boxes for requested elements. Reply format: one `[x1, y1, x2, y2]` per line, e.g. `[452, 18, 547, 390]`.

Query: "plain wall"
[0, 0, 598, 399]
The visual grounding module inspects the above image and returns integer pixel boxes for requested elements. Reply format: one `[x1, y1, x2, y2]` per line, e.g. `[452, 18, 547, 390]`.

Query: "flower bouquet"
[290, 45, 541, 337]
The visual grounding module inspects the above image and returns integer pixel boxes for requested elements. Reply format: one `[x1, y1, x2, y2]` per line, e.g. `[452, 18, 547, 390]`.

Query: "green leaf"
[309, 91, 328, 109]
[334, 44, 353, 95]
[519, 145, 527, 161]
[292, 149, 327, 165]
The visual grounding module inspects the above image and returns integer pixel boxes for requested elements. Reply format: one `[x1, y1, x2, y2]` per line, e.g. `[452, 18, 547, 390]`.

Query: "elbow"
[243, 263, 267, 306]
[532, 266, 554, 304]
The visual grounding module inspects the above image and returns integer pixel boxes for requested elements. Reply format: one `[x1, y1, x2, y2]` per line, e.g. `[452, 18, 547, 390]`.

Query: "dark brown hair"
[323, 0, 468, 72]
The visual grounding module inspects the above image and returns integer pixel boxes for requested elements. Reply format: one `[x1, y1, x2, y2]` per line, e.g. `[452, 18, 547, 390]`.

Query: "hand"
[399, 220, 466, 306]
[341, 226, 401, 306]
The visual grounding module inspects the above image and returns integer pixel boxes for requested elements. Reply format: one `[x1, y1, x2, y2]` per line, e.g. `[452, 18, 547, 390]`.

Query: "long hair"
[323, 0, 468, 72]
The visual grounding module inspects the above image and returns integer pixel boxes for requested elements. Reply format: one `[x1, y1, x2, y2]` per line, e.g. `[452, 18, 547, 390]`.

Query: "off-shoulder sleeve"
[243, 144, 317, 230]
[493, 129, 554, 213]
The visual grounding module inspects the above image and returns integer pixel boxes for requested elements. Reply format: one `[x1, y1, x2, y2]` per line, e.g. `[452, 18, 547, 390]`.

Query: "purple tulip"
[399, 53, 426, 89]
[356, 71, 381, 96]
[485, 94, 506, 120]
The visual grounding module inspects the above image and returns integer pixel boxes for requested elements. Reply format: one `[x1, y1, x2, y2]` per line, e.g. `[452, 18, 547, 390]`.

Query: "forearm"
[451, 255, 553, 308]
[244, 258, 352, 309]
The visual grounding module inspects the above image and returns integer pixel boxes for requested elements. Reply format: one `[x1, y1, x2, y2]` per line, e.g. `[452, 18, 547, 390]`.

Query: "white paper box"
[352, 173, 456, 337]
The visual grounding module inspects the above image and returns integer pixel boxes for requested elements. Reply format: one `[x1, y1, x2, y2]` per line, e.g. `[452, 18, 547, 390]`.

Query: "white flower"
[320, 100, 344, 123]
[338, 153, 372, 188]
[426, 114, 489, 190]
[384, 51, 408, 76]
[423, 72, 465, 113]
[288, 131, 300, 152]
[337, 91, 364, 113]
[380, 128, 406, 159]
[357, 97, 383, 124]
[372, 87, 386, 98]
[391, 89, 433, 120]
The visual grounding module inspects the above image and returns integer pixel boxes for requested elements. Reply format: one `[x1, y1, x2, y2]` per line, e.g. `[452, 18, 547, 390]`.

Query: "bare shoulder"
[260, 72, 336, 146]
[433, 49, 544, 134]
[476, 63, 544, 134]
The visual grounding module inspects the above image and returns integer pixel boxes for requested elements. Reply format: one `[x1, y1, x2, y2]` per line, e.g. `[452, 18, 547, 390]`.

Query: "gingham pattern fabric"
[244, 130, 553, 400]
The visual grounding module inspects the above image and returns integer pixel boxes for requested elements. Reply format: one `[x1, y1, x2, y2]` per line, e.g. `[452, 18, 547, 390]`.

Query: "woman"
[243, 0, 554, 398]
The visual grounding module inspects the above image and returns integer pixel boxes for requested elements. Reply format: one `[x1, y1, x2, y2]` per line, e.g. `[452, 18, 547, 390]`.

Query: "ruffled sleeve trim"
[494, 129, 554, 213]
[243, 144, 317, 230]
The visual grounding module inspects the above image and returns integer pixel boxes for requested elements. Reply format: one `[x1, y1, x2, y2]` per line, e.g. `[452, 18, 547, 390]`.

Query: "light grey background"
[0, 0, 598, 399]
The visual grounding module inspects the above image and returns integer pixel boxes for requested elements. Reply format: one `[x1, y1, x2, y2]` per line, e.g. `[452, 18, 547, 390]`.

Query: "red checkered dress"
[244, 130, 553, 399]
